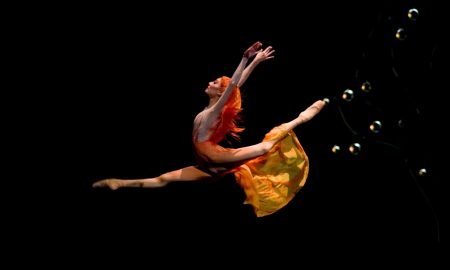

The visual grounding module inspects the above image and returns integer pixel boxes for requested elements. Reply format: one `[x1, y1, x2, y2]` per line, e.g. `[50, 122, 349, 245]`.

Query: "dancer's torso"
[192, 109, 240, 176]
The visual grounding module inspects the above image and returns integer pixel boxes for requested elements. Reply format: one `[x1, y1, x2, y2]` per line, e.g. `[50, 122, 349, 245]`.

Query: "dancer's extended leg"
[92, 166, 213, 190]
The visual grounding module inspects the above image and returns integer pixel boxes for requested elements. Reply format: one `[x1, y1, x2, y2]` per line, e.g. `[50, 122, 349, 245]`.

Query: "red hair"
[209, 76, 244, 143]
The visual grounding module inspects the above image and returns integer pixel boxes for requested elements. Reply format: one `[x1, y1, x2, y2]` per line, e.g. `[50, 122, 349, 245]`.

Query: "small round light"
[396, 28, 407, 40]
[323, 97, 330, 104]
[342, 89, 354, 102]
[370, 120, 382, 133]
[408, 8, 419, 21]
[349, 143, 361, 155]
[418, 168, 427, 176]
[361, 81, 372, 92]
[331, 145, 341, 154]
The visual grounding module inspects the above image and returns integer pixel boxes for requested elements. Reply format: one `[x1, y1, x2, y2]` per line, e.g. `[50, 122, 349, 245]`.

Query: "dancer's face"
[205, 78, 223, 97]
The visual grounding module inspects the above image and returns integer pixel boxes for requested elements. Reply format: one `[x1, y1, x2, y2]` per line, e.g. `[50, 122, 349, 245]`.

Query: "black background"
[23, 0, 444, 260]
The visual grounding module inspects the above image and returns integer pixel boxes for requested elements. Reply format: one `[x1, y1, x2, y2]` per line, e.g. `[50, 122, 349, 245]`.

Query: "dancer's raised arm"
[210, 41, 262, 114]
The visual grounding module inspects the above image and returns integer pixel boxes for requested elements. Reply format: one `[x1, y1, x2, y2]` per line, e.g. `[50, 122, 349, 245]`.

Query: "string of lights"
[323, 5, 440, 242]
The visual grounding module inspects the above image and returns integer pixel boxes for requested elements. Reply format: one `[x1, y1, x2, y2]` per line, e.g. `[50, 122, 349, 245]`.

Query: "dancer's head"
[205, 76, 233, 98]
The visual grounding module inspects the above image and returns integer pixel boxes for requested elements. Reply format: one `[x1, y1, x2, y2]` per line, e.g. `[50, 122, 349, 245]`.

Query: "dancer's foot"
[92, 178, 123, 190]
[298, 100, 326, 124]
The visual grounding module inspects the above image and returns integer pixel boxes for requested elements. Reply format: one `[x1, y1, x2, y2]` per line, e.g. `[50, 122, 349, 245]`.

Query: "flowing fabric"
[233, 124, 309, 217]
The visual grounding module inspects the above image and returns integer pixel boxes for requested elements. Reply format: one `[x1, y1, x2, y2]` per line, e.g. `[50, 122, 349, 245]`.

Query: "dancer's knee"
[260, 141, 274, 154]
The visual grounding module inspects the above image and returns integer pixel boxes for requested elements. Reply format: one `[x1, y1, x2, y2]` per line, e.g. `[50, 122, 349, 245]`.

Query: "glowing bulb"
[331, 145, 341, 153]
[408, 8, 419, 21]
[370, 120, 382, 133]
[418, 168, 427, 176]
[349, 143, 361, 155]
[342, 89, 354, 102]
[361, 81, 372, 92]
[396, 28, 407, 40]
[323, 97, 330, 104]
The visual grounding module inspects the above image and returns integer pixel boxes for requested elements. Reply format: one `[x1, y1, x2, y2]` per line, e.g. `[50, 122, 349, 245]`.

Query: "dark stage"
[35, 0, 444, 253]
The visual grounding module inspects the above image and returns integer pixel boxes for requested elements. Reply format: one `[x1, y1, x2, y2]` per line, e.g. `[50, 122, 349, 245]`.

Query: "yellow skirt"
[234, 124, 309, 217]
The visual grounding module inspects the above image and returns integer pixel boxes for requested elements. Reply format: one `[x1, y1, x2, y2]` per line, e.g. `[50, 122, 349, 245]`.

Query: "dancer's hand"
[243, 41, 263, 58]
[253, 46, 275, 64]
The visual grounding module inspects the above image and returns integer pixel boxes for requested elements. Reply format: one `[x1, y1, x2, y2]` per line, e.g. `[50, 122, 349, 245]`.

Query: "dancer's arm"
[211, 41, 262, 113]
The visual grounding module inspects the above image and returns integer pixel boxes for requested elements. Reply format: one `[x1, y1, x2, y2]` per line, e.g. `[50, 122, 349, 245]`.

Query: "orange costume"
[193, 77, 309, 217]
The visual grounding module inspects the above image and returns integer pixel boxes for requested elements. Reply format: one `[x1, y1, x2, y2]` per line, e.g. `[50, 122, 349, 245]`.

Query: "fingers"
[258, 46, 275, 60]
[251, 42, 274, 52]
[262, 46, 275, 56]
[247, 41, 262, 52]
[244, 42, 263, 57]
[253, 41, 263, 49]
[249, 43, 275, 61]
